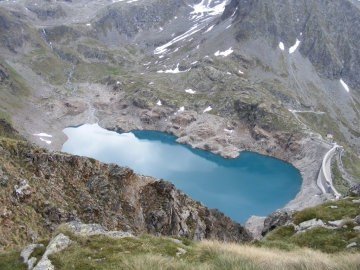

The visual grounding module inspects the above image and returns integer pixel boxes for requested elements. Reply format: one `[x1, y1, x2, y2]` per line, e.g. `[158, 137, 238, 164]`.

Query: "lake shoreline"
[62, 124, 303, 224]
[14, 93, 333, 228]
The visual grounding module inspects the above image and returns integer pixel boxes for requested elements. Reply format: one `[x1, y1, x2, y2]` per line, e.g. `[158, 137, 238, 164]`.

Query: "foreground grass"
[39, 234, 360, 270]
[0, 249, 26, 270]
[2, 213, 360, 270]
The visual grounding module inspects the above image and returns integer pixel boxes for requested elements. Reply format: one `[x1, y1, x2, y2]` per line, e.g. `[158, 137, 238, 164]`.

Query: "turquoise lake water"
[62, 124, 302, 223]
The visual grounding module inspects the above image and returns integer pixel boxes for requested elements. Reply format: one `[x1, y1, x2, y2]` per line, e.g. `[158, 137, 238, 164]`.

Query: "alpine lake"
[62, 124, 302, 224]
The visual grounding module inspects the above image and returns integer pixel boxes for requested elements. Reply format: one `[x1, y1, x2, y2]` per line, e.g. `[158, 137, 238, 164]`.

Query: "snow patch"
[289, 39, 301, 54]
[149, 82, 154, 85]
[185, 89, 196, 94]
[204, 25, 214, 33]
[340, 79, 350, 92]
[33, 133, 52, 137]
[154, 25, 202, 54]
[238, 70, 244, 74]
[157, 63, 191, 74]
[224, 129, 234, 133]
[203, 106, 212, 113]
[40, 138, 51, 144]
[157, 100, 162, 106]
[178, 106, 185, 112]
[214, 47, 233, 57]
[190, 0, 226, 20]
[279, 42, 285, 51]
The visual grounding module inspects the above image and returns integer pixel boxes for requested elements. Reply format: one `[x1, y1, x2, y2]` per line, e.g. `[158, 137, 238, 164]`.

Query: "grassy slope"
[259, 197, 360, 253]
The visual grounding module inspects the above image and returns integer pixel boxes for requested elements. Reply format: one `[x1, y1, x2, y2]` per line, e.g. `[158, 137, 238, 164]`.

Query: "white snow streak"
[340, 79, 350, 92]
[33, 133, 52, 137]
[214, 47, 233, 57]
[185, 89, 196, 94]
[190, 0, 226, 20]
[157, 63, 191, 74]
[204, 25, 214, 33]
[289, 39, 301, 54]
[153, 0, 226, 55]
[279, 42, 285, 51]
[40, 138, 52, 144]
[203, 106, 212, 113]
[154, 25, 202, 54]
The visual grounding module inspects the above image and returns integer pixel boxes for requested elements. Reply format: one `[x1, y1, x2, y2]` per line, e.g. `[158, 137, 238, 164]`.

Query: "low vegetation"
[331, 158, 350, 194]
[3, 231, 359, 270]
[342, 151, 360, 182]
[258, 197, 360, 253]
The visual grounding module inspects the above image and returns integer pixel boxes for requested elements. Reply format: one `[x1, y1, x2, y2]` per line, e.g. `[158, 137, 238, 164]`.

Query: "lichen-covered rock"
[66, 221, 133, 238]
[20, 243, 43, 265]
[297, 218, 324, 231]
[33, 233, 71, 270]
[14, 178, 31, 202]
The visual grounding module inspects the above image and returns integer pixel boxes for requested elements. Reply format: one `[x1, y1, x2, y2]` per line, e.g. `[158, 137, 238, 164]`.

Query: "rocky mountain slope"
[0, 0, 360, 252]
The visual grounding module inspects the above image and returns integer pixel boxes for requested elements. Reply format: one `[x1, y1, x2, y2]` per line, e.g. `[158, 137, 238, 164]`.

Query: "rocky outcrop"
[261, 209, 292, 236]
[66, 221, 134, 238]
[26, 4, 66, 21]
[346, 184, 360, 197]
[33, 233, 71, 270]
[0, 133, 251, 250]
[93, 0, 187, 38]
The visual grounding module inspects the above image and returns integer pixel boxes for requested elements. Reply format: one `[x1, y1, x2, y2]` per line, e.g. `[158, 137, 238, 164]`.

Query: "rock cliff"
[0, 122, 250, 250]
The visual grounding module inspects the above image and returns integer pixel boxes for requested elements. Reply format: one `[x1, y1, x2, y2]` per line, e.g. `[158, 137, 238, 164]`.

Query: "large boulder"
[261, 209, 292, 236]
[346, 184, 360, 197]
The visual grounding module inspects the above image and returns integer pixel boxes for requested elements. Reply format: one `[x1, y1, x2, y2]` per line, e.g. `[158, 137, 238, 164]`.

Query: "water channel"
[62, 124, 302, 223]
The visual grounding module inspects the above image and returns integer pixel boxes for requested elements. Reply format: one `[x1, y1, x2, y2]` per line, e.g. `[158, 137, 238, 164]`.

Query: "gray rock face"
[223, 0, 360, 93]
[94, 0, 186, 38]
[347, 184, 360, 197]
[261, 209, 292, 236]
